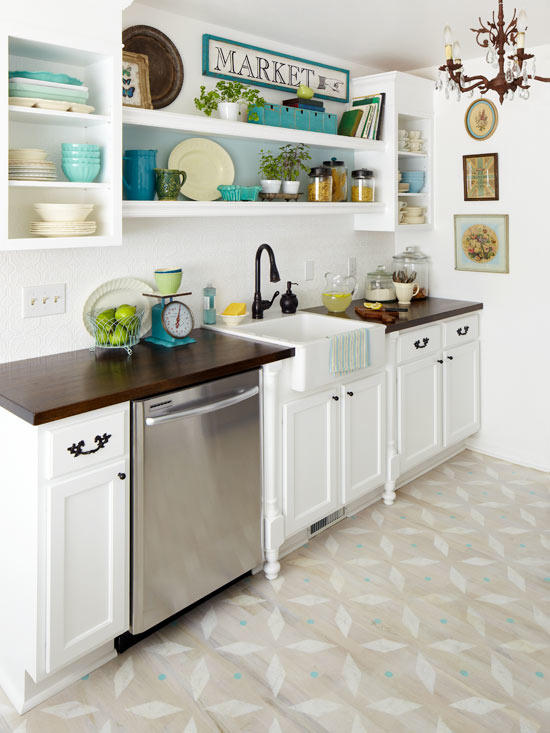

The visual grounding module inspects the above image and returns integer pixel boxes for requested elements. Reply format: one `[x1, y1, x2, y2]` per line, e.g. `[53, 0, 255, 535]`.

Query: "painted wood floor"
[0, 449, 549, 732]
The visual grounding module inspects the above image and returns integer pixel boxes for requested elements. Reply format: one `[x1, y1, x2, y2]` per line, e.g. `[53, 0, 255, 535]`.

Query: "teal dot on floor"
[482, 491, 488, 496]
[356, 544, 363, 548]
[364, 577, 370, 582]
[310, 671, 319, 678]
[425, 576, 431, 581]
[529, 491, 536, 495]
[544, 578, 550, 582]
[536, 671, 544, 678]
[411, 543, 417, 547]
[506, 618, 515, 623]
[460, 670, 469, 677]
[436, 491, 442, 495]
[240, 620, 247, 626]
[440, 619, 447, 624]
[500, 515, 506, 519]
[80, 674, 89, 681]
[307, 619, 314, 624]
[400, 515, 406, 519]
[373, 618, 382, 625]
[304, 578, 310, 582]
[468, 471, 473, 474]
[384, 671, 393, 677]
[158, 673, 167, 681]
[483, 577, 490, 582]
[466, 543, 472, 548]
[520, 544, 526, 548]
[450, 515, 456, 519]
[234, 672, 242, 679]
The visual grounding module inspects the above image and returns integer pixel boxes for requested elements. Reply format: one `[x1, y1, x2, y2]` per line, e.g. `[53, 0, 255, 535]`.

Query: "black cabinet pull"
[67, 433, 111, 458]
[457, 326, 469, 336]
[118, 472, 126, 480]
[347, 391, 354, 397]
[332, 395, 339, 401]
[447, 355, 454, 360]
[414, 337, 429, 349]
[437, 359, 444, 364]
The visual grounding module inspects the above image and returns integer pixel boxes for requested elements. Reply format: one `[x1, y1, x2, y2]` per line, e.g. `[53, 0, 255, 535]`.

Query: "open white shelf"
[398, 223, 432, 231]
[398, 150, 428, 158]
[9, 181, 110, 189]
[122, 107, 386, 152]
[398, 191, 429, 197]
[5, 235, 115, 251]
[123, 200, 385, 219]
[8, 106, 110, 127]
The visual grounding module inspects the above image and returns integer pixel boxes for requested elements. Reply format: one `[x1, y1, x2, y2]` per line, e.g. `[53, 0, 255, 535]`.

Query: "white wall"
[0, 3, 392, 364]
[406, 46, 550, 471]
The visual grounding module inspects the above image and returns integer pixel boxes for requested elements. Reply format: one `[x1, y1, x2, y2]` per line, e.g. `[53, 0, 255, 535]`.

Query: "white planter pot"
[260, 179, 282, 194]
[282, 180, 300, 194]
[218, 102, 240, 121]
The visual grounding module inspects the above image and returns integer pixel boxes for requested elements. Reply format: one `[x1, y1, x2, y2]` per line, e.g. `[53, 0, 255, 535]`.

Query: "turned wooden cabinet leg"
[264, 549, 280, 580]
[383, 481, 397, 506]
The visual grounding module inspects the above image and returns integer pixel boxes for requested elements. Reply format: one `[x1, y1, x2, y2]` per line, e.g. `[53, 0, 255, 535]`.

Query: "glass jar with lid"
[307, 166, 332, 201]
[392, 245, 430, 299]
[323, 158, 348, 201]
[351, 169, 375, 202]
[365, 265, 396, 302]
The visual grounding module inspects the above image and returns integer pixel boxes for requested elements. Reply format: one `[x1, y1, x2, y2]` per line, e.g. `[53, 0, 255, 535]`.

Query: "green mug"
[154, 168, 186, 201]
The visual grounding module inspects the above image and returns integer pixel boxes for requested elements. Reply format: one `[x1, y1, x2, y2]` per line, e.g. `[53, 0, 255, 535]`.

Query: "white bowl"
[403, 215, 426, 224]
[33, 203, 94, 222]
[219, 312, 248, 327]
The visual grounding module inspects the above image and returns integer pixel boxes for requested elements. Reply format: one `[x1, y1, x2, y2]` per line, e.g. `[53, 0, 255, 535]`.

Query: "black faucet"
[252, 243, 280, 319]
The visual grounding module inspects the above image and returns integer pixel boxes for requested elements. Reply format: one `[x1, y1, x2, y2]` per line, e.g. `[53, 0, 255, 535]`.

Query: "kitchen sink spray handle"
[414, 337, 429, 349]
[67, 432, 111, 458]
[457, 326, 470, 336]
[261, 290, 280, 311]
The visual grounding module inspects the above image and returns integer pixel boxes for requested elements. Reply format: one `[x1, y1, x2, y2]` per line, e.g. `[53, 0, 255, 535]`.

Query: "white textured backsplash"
[0, 218, 393, 363]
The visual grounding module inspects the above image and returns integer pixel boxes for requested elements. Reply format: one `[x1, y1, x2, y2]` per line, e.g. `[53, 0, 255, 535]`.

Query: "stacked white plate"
[31, 202, 96, 238]
[9, 148, 56, 181]
[402, 205, 426, 225]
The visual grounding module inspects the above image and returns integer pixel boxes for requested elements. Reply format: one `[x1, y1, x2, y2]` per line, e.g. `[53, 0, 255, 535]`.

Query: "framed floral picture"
[465, 99, 498, 140]
[122, 51, 153, 109]
[463, 153, 499, 201]
[454, 214, 509, 273]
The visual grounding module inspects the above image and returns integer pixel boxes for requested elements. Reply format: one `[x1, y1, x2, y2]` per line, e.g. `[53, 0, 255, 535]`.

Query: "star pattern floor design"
[0, 449, 548, 732]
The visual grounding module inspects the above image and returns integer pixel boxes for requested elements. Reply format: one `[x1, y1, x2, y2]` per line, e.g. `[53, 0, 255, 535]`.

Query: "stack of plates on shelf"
[8, 71, 94, 113]
[31, 203, 96, 238]
[402, 205, 426, 225]
[9, 148, 56, 180]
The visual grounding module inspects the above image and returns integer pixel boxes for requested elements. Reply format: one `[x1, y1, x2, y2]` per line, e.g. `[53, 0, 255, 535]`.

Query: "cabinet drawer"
[444, 314, 479, 348]
[397, 324, 441, 363]
[41, 405, 128, 481]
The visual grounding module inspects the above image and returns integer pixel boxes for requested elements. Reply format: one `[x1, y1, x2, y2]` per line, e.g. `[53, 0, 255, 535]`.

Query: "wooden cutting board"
[354, 306, 398, 325]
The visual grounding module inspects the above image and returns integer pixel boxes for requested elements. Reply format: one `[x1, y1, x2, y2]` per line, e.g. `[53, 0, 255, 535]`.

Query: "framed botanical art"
[454, 214, 509, 273]
[463, 153, 499, 201]
[465, 99, 498, 140]
[122, 51, 153, 109]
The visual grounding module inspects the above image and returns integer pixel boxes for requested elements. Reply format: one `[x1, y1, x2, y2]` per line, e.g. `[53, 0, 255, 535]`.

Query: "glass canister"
[365, 265, 396, 302]
[351, 168, 376, 202]
[308, 166, 333, 201]
[392, 245, 430, 299]
[323, 158, 348, 201]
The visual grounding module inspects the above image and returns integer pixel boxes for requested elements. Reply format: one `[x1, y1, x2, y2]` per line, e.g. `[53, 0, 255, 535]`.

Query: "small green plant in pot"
[279, 143, 311, 194]
[258, 149, 283, 194]
[194, 80, 265, 121]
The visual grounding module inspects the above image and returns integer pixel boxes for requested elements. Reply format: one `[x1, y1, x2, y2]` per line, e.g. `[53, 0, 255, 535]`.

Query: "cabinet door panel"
[283, 390, 339, 536]
[398, 356, 442, 473]
[341, 372, 385, 503]
[444, 341, 480, 446]
[46, 461, 128, 673]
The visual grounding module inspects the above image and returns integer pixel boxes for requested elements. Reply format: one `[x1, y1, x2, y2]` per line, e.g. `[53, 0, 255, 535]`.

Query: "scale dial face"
[161, 300, 194, 339]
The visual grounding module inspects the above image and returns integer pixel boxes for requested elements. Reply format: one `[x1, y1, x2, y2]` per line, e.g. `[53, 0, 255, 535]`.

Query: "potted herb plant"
[258, 149, 283, 194]
[279, 143, 311, 194]
[194, 80, 265, 122]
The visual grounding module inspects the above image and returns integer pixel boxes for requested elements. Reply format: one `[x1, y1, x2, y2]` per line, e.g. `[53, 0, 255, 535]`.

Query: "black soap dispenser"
[280, 282, 299, 314]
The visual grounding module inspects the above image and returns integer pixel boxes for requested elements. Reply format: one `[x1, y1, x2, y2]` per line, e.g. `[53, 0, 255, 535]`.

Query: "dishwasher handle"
[145, 385, 259, 426]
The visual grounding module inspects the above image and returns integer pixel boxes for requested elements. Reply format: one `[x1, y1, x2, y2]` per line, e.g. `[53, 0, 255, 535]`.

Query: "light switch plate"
[22, 283, 66, 318]
[347, 256, 357, 276]
[304, 260, 314, 281]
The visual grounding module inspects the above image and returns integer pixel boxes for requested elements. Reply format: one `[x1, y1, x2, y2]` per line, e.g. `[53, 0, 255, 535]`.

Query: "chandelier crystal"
[438, 0, 550, 103]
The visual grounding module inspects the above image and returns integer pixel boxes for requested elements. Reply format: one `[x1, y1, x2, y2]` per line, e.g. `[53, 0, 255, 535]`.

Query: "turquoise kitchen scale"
[142, 291, 196, 348]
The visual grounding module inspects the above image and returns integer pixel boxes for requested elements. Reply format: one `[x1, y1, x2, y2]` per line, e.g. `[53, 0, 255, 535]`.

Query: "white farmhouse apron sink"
[209, 312, 385, 391]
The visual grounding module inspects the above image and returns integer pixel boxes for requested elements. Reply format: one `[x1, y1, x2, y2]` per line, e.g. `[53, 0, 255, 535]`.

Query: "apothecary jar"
[365, 265, 395, 302]
[392, 245, 430, 299]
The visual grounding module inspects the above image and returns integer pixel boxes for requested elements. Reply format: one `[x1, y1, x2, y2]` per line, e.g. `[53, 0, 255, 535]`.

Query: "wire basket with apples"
[87, 305, 144, 355]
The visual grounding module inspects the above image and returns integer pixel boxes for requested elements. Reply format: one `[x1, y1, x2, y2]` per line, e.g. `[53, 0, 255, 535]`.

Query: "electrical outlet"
[22, 284, 66, 318]
[347, 256, 357, 276]
[304, 260, 314, 281]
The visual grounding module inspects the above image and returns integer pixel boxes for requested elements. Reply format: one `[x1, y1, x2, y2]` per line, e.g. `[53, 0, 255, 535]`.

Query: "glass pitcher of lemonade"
[322, 272, 357, 312]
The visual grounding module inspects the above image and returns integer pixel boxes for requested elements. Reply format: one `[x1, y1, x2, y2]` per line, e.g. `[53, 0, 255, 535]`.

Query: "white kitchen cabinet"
[46, 461, 128, 673]
[397, 355, 442, 473]
[443, 340, 480, 447]
[341, 372, 385, 503]
[282, 388, 340, 536]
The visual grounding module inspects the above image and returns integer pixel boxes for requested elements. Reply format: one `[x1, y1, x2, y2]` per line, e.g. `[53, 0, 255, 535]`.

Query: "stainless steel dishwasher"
[131, 369, 262, 634]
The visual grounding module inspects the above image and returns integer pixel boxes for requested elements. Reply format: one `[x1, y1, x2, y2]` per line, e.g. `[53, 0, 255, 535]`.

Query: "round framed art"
[465, 99, 498, 140]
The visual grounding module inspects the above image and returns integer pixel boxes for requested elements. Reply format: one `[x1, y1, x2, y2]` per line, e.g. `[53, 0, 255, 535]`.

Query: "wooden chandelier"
[438, 0, 550, 103]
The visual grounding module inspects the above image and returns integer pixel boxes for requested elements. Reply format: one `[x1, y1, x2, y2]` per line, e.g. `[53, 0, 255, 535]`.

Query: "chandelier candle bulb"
[453, 42, 462, 63]
[444, 25, 453, 59]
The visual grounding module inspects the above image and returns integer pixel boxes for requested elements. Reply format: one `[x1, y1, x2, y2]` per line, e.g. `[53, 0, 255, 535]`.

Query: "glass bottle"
[307, 166, 332, 202]
[351, 169, 376, 202]
[203, 284, 216, 324]
[322, 158, 348, 201]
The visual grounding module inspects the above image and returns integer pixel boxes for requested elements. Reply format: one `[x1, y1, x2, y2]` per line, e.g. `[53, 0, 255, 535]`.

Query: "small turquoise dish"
[62, 143, 99, 151]
[240, 185, 262, 201]
[217, 185, 241, 201]
[9, 71, 83, 86]
[62, 160, 100, 183]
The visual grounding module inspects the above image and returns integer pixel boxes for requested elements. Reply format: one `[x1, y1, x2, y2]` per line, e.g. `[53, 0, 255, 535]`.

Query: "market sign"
[202, 35, 349, 103]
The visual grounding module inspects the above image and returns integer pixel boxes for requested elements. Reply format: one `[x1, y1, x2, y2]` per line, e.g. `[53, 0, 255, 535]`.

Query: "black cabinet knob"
[332, 395, 339, 401]
[437, 359, 444, 364]
[447, 355, 454, 360]
[118, 472, 126, 480]
[347, 391, 354, 397]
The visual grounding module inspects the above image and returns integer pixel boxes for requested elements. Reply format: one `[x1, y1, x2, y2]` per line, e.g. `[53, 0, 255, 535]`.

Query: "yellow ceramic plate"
[168, 138, 234, 201]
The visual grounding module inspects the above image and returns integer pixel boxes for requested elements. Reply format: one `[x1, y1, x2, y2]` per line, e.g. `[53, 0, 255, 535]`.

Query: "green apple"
[109, 324, 128, 347]
[96, 325, 111, 345]
[115, 304, 136, 322]
[96, 307, 115, 326]
[297, 83, 314, 99]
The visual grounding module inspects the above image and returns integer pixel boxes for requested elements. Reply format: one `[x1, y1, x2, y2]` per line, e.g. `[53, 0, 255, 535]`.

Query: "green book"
[337, 109, 363, 137]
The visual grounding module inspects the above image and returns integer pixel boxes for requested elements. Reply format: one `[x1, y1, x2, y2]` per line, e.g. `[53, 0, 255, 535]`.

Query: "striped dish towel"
[329, 328, 370, 375]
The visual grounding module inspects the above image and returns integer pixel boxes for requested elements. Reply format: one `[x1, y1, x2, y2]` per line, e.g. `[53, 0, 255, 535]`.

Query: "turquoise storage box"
[324, 113, 338, 134]
[264, 103, 281, 127]
[280, 106, 296, 129]
[247, 105, 264, 124]
[295, 108, 310, 131]
[309, 111, 324, 133]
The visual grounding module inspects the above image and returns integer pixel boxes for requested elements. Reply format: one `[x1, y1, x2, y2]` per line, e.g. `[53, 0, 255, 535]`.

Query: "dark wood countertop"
[0, 329, 294, 425]
[305, 296, 483, 333]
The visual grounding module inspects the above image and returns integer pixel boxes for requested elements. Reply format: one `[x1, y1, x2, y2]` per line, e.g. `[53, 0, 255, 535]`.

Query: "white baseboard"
[466, 440, 550, 474]
[397, 443, 466, 489]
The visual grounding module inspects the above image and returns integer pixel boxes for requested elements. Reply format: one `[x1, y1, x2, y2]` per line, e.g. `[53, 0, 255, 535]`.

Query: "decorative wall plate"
[122, 25, 183, 109]
[465, 99, 498, 140]
[168, 138, 234, 200]
[83, 278, 154, 336]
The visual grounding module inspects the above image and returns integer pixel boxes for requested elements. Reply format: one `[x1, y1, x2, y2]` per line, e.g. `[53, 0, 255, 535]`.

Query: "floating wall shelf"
[123, 201, 386, 219]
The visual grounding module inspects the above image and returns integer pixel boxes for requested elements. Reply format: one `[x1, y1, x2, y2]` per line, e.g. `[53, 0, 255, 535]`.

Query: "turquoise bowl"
[62, 143, 99, 151]
[62, 153, 100, 160]
[62, 161, 100, 183]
